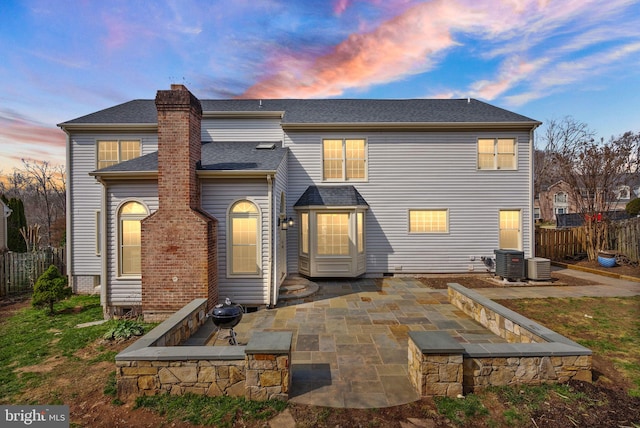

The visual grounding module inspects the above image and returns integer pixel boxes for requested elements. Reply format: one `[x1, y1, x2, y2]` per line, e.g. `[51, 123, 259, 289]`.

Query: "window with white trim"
[409, 210, 448, 233]
[322, 138, 366, 181]
[118, 201, 147, 276]
[97, 140, 140, 169]
[228, 200, 260, 276]
[317, 213, 349, 255]
[478, 138, 516, 170]
[300, 212, 309, 255]
[499, 210, 521, 250]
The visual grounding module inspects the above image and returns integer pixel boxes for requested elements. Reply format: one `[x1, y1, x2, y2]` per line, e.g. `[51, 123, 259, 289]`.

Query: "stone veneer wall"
[408, 332, 463, 397]
[448, 286, 546, 343]
[463, 355, 592, 394]
[408, 284, 592, 397]
[115, 299, 291, 402]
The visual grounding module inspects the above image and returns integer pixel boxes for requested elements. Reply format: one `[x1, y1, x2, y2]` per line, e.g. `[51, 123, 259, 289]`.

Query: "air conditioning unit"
[527, 257, 551, 281]
[494, 249, 525, 281]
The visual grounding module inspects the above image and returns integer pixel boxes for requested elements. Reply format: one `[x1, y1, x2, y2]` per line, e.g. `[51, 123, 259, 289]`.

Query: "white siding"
[201, 118, 283, 142]
[273, 153, 289, 295]
[286, 130, 533, 274]
[68, 132, 157, 277]
[105, 181, 158, 306]
[201, 178, 271, 305]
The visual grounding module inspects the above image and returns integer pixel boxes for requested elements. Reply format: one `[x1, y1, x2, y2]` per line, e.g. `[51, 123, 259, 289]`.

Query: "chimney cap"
[171, 84, 187, 91]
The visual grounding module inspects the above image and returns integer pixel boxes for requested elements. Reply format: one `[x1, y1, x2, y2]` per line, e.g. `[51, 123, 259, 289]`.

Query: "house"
[0, 199, 11, 251]
[535, 180, 576, 222]
[59, 85, 540, 320]
[535, 179, 639, 224]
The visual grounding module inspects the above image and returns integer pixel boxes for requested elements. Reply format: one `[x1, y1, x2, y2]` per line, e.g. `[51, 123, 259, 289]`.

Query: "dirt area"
[416, 271, 601, 289]
[3, 266, 639, 427]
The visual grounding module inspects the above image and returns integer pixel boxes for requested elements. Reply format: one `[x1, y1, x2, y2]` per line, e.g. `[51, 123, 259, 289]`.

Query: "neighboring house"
[535, 179, 640, 223]
[59, 85, 540, 320]
[0, 199, 11, 251]
[535, 181, 577, 222]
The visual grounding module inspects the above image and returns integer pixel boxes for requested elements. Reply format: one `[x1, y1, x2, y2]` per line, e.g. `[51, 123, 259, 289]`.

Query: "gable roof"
[90, 141, 287, 178]
[60, 98, 539, 129]
[294, 186, 369, 208]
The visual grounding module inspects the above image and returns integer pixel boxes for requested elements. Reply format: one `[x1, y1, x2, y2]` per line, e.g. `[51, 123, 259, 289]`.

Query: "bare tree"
[534, 116, 596, 197]
[548, 122, 640, 259]
[21, 159, 66, 246]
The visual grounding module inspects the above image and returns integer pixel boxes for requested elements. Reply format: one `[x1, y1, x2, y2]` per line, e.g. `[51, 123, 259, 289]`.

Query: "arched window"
[554, 192, 567, 204]
[118, 201, 147, 276]
[228, 200, 260, 276]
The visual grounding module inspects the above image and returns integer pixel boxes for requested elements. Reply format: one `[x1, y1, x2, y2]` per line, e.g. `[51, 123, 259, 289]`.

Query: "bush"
[32, 265, 72, 315]
[626, 198, 640, 216]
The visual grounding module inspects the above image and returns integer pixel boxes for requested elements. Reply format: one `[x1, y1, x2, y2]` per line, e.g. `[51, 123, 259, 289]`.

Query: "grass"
[500, 296, 640, 397]
[0, 295, 157, 404]
[0, 295, 108, 403]
[434, 393, 488, 425]
[135, 394, 288, 428]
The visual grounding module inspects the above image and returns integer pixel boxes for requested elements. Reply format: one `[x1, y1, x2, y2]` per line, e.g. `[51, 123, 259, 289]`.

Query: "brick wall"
[141, 85, 218, 321]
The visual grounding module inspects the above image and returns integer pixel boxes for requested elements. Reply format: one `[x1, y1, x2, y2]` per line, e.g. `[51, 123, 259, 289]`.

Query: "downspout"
[267, 174, 274, 308]
[62, 128, 73, 286]
[97, 177, 108, 316]
[529, 125, 539, 258]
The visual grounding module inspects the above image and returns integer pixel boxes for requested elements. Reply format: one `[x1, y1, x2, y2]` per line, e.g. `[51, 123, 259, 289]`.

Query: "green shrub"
[626, 198, 640, 216]
[103, 319, 146, 341]
[32, 265, 71, 315]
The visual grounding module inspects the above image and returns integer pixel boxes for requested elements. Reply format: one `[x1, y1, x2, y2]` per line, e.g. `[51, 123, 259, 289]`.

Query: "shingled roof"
[92, 142, 287, 175]
[294, 186, 369, 208]
[60, 98, 539, 126]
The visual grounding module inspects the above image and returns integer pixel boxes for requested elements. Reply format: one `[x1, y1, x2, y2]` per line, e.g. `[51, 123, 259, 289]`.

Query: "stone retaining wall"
[115, 299, 291, 402]
[408, 284, 592, 397]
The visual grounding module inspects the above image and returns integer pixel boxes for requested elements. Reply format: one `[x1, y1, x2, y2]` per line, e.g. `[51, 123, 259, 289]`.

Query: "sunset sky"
[1, 0, 639, 173]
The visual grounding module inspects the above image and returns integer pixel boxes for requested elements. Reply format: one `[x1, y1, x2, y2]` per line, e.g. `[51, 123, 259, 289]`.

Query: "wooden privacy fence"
[536, 216, 640, 262]
[0, 248, 65, 297]
[535, 227, 587, 261]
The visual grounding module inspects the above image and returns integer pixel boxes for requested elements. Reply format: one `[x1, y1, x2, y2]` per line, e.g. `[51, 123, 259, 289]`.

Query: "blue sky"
[1, 0, 639, 173]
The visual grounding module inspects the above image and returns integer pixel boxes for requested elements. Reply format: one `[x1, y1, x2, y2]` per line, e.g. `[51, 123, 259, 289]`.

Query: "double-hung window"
[478, 138, 516, 170]
[322, 138, 366, 181]
[97, 140, 141, 169]
[409, 210, 448, 233]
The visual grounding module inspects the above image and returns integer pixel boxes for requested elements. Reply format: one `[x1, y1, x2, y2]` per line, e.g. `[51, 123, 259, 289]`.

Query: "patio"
[211, 277, 508, 408]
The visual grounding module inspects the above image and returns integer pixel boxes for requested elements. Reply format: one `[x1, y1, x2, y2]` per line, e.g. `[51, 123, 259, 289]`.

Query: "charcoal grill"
[208, 298, 243, 345]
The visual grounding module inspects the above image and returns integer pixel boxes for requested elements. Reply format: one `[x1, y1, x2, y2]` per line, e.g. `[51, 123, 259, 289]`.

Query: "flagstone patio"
[208, 277, 507, 408]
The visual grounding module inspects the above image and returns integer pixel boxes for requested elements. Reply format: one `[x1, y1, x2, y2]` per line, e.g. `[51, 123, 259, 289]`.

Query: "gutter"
[267, 175, 274, 308]
[282, 121, 543, 131]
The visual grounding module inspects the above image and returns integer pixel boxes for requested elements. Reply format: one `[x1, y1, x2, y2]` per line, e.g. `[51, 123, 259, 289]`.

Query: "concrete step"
[278, 275, 319, 302]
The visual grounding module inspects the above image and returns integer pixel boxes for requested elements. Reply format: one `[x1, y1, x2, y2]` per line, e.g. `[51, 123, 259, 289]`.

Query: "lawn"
[0, 293, 639, 427]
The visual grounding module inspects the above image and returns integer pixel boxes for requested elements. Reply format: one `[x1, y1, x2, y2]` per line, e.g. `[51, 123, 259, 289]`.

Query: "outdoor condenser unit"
[527, 257, 551, 281]
[494, 249, 525, 281]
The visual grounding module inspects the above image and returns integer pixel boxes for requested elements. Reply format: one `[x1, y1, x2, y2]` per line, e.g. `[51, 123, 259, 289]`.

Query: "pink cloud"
[240, 0, 626, 100]
[333, 0, 351, 16]
[470, 57, 547, 100]
[0, 105, 68, 170]
[242, 0, 468, 98]
[0, 110, 66, 149]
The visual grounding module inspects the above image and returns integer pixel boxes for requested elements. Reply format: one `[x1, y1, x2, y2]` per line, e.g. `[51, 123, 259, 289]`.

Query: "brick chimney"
[141, 84, 218, 322]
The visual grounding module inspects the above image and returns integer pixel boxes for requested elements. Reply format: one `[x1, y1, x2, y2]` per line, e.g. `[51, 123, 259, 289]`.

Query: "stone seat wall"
[408, 284, 592, 397]
[115, 299, 291, 402]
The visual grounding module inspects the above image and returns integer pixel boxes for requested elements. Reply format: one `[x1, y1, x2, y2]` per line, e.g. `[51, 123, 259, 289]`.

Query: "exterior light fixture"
[279, 216, 294, 230]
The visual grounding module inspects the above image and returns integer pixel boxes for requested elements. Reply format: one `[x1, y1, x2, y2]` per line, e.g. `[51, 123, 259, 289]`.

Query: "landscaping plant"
[32, 264, 72, 315]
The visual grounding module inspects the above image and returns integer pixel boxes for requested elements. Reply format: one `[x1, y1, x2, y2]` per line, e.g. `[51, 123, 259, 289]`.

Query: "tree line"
[1, 159, 65, 252]
[535, 116, 640, 259]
